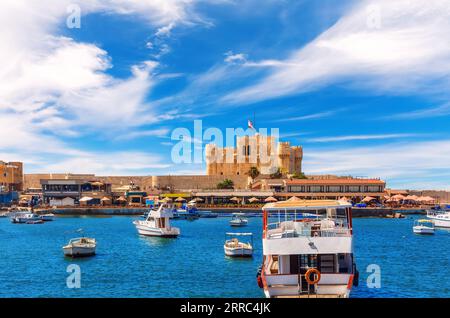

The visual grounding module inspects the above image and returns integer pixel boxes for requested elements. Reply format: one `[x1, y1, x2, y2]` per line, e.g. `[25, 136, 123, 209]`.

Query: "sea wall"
[24, 174, 249, 191]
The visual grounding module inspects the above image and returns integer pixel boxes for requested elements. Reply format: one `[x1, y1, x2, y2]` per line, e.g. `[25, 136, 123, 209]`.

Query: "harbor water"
[0, 215, 448, 298]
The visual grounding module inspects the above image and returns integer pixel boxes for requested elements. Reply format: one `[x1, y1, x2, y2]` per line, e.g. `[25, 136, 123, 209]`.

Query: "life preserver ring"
[305, 268, 321, 285]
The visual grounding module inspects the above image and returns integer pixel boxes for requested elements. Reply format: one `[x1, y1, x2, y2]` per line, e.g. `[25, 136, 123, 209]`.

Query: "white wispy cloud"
[113, 128, 170, 141]
[273, 110, 339, 122]
[306, 133, 422, 143]
[388, 102, 450, 119]
[0, 0, 215, 175]
[223, 0, 450, 104]
[224, 51, 247, 64]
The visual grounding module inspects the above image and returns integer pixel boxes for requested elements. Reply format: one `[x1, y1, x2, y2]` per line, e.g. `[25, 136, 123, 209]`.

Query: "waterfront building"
[41, 179, 112, 206]
[0, 161, 23, 192]
[283, 178, 385, 200]
[205, 134, 302, 176]
[251, 176, 385, 201]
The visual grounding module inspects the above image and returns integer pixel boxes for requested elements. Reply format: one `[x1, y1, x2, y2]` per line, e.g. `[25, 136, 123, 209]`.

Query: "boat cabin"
[260, 200, 356, 297]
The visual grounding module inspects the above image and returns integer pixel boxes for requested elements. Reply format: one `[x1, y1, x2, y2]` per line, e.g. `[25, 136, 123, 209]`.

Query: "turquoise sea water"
[0, 215, 448, 298]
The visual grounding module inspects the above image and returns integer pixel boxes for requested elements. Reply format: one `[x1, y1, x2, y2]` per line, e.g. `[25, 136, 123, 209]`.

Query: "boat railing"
[265, 221, 351, 239]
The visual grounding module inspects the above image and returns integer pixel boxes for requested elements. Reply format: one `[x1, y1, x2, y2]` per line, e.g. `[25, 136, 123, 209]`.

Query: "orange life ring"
[305, 268, 321, 285]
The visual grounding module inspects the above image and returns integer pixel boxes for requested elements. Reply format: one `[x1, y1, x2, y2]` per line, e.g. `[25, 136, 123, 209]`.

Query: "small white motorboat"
[63, 237, 96, 257]
[133, 204, 180, 238]
[224, 232, 253, 257]
[229, 213, 248, 227]
[40, 213, 55, 221]
[10, 212, 41, 224]
[413, 219, 435, 235]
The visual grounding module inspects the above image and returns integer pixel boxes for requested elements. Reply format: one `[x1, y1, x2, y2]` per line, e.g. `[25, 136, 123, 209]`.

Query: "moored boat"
[426, 209, 450, 228]
[63, 237, 96, 257]
[10, 212, 41, 224]
[230, 213, 248, 227]
[133, 204, 180, 238]
[257, 200, 358, 298]
[413, 219, 435, 235]
[224, 232, 253, 257]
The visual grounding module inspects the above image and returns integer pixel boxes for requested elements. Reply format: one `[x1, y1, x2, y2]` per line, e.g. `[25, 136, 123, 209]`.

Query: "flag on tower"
[248, 119, 255, 130]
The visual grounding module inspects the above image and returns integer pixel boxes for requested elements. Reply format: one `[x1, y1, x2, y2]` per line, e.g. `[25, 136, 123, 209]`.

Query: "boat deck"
[274, 294, 344, 298]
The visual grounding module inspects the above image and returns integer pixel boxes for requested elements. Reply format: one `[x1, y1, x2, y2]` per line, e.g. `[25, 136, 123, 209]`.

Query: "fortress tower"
[205, 134, 302, 176]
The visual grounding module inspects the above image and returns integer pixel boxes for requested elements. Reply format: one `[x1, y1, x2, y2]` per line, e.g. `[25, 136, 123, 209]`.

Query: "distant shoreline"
[33, 206, 427, 217]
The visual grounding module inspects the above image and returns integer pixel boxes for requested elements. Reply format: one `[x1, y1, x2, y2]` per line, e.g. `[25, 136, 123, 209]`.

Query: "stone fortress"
[205, 134, 303, 176]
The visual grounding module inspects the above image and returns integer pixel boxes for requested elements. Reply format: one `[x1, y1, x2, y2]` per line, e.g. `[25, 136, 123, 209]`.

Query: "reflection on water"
[138, 235, 177, 248]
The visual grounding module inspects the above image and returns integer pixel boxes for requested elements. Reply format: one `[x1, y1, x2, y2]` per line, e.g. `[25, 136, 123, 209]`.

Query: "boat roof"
[226, 232, 253, 236]
[263, 199, 352, 211]
[417, 219, 433, 223]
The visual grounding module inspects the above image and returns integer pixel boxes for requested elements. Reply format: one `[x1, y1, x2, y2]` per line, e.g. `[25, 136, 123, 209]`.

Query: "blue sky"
[1, 0, 450, 190]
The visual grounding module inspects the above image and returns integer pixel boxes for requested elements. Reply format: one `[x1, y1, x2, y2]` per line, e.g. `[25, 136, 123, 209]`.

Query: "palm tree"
[248, 167, 260, 179]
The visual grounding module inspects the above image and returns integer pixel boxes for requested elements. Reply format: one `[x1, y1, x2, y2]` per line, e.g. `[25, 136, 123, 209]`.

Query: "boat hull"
[426, 212, 450, 228]
[262, 273, 352, 298]
[430, 219, 450, 228]
[63, 246, 96, 258]
[134, 221, 180, 238]
[413, 226, 435, 235]
[224, 246, 253, 257]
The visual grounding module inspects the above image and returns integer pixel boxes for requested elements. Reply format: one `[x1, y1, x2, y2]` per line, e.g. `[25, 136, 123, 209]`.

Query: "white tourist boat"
[63, 237, 96, 257]
[256, 200, 358, 298]
[133, 204, 180, 238]
[413, 219, 435, 235]
[224, 233, 253, 257]
[426, 209, 450, 228]
[230, 213, 248, 227]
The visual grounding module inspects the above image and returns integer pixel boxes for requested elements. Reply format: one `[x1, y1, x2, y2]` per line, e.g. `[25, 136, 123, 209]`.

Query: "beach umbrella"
[419, 196, 435, 202]
[175, 197, 186, 202]
[90, 181, 103, 187]
[391, 194, 405, 201]
[287, 196, 301, 202]
[362, 196, 376, 203]
[160, 197, 172, 202]
[405, 195, 419, 201]
[339, 196, 350, 202]
[193, 197, 204, 202]
[116, 196, 127, 202]
[230, 197, 240, 202]
[264, 196, 278, 202]
[248, 197, 260, 203]
[79, 196, 93, 202]
[100, 197, 111, 202]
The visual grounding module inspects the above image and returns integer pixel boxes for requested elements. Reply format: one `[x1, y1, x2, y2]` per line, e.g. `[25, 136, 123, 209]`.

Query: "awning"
[161, 193, 191, 198]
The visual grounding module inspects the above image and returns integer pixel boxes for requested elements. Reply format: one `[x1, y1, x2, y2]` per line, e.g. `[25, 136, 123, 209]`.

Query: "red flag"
[248, 119, 254, 130]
